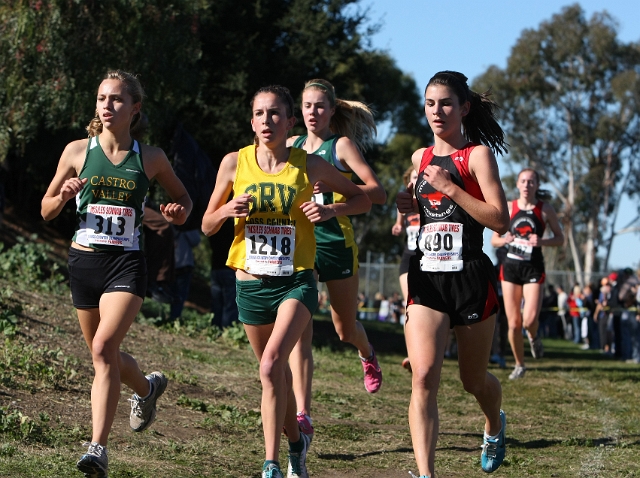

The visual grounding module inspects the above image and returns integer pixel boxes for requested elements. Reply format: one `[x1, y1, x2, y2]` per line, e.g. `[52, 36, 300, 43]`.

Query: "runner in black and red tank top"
[396, 70, 510, 478]
[491, 169, 564, 380]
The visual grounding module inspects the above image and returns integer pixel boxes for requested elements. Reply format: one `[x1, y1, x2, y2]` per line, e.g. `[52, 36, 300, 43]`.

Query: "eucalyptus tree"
[474, 4, 640, 282]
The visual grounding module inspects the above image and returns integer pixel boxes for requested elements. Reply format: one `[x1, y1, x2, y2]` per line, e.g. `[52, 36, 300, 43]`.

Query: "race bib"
[86, 204, 136, 247]
[417, 222, 464, 272]
[244, 224, 295, 276]
[507, 238, 533, 261]
[406, 225, 420, 251]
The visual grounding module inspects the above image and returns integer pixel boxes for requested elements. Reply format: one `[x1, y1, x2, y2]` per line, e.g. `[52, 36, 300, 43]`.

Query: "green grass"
[1, 270, 640, 477]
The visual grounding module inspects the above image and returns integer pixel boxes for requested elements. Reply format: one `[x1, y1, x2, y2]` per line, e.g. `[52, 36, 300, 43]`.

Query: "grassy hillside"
[1, 222, 639, 477]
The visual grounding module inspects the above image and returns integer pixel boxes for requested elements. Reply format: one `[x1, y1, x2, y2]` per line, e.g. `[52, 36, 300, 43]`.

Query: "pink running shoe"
[401, 357, 412, 373]
[361, 345, 382, 393]
[296, 412, 314, 441]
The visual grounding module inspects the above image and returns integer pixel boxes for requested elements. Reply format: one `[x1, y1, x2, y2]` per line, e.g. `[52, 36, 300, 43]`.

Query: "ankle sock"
[484, 427, 502, 440]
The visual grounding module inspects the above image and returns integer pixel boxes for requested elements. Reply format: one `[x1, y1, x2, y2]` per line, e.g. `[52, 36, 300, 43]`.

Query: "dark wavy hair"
[426, 71, 508, 155]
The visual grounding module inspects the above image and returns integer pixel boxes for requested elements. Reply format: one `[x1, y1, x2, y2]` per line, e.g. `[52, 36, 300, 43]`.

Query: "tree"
[473, 4, 640, 282]
[0, 0, 429, 255]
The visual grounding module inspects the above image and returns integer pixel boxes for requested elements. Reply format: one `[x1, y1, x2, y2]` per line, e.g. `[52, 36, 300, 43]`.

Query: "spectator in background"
[169, 228, 201, 321]
[580, 284, 596, 350]
[143, 206, 175, 304]
[568, 284, 583, 344]
[540, 284, 558, 338]
[556, 285, 569, 340]
[209, 217, 237, 329]
[594, 276, 613, 354]
[377, 293, 390, 322]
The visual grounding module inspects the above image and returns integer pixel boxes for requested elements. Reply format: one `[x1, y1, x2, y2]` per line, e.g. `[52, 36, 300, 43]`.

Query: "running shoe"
[296, 412, 314, 441]
[401, 357, 412, 372]
[287, 432, 311, 478]
[481, 409, 506, 473]
[263, 463, 284, 478]
[361, 344, 382, 393]
[76, 442, 108, 478]
[508, 365, 526, 380]
[129, 371, 168, 432]
[529, 334, 544, 359]
[408, 472, 430, 478]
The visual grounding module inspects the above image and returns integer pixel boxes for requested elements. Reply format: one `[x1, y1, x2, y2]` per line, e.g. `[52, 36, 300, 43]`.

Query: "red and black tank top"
[414, 143, 486, 264]
[505, 200, 545, 265]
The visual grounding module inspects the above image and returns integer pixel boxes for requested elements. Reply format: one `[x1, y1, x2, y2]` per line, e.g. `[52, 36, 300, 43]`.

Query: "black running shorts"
[407, 253, 499, 328]
[500, 260, 545, 285]
[68, 247, 148, 308]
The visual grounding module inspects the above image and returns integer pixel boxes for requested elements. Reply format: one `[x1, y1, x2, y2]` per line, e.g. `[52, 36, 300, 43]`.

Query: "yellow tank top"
[226, 145, 316, 275]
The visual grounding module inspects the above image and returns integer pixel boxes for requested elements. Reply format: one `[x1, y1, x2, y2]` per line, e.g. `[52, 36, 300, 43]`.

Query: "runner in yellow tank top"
[202, 85, 371, 478]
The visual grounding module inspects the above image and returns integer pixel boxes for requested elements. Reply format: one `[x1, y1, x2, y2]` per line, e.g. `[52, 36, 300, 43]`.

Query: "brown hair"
[402, 165, 415, 188]
[250, 85, 295, 146]
[426, 71, 508, 155]
[86, 70, 146, 139]
[517, 168, 552, 201]
[302, 79, 377, 152]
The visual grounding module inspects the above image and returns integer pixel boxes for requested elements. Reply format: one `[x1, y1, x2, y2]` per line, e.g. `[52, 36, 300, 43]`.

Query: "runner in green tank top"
[41, 70, 192, 478]
[286, 79, 387, 440]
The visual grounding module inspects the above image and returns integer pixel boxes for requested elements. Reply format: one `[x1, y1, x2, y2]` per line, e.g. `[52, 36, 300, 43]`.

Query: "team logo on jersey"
[512, 218, 535, 239]
[417, 180, 456, 219]
[453, 156, 464, 162]
[317, 149, 327, 156]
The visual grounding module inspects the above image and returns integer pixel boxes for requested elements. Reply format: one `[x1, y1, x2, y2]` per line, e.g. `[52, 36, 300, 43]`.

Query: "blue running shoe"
[76, 442, 108, 478]
[263, 463, 284, 478]
[481, 409, 506, 473]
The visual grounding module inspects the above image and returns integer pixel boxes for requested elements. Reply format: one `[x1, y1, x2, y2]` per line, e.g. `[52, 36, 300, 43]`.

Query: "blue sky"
[364, 0, 640, 269]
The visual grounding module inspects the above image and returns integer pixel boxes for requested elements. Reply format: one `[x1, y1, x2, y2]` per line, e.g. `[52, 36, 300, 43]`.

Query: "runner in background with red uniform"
[491, 168, 563, 380]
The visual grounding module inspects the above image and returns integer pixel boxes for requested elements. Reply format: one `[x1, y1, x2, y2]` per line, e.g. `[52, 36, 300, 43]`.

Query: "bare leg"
[244, 299, 311, 461]
[405, 304, 449, 477]
[502, 281, 525, 366]
[76, 292, 147, 446]
[522, 282, 544, 341]
[325, 275, 372, 357]
[290, 318, 314, 414]
[455, 316, 503, 436]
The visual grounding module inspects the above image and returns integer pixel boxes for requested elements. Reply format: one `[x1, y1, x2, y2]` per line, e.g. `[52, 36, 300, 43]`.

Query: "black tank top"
[505, 200, 545, 265]
[414, 143, 486, 265]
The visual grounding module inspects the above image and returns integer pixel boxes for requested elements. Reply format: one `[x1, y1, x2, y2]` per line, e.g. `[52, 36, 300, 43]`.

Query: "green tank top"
[292, 134, 356, 250]
[72, 135, 150, 251]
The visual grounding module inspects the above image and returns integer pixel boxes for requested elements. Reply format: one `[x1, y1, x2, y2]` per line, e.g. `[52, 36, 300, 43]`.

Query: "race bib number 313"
[417, 222, 464, 272]
[244, 224, 295, 276]
[86, 204, 135, 247]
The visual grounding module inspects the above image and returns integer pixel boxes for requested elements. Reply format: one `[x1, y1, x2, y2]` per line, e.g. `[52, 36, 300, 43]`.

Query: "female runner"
[392, 166, 420, 371]
[202, 85, 370, 478]
[287, 79, 386, 438]
[397, 71, 510, 477]
[41, 70, 192, 478]
[491, 168, 563, 379]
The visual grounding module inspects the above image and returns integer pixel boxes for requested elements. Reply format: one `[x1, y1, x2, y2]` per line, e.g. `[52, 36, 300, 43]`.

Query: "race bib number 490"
[86, 204, 136, 247]
[417, 222, 464, 272]
[244, 224, 295, 276]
